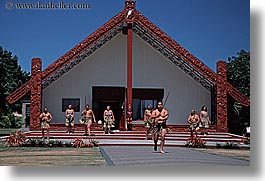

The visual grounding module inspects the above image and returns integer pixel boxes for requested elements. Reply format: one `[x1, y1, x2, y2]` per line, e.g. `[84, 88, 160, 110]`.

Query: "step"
[0, 130, 249, 148]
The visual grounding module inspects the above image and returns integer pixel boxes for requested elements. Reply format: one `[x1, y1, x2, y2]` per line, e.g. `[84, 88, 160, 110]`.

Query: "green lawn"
[0, 128, 18, 135]
[0, 142, 107, 166]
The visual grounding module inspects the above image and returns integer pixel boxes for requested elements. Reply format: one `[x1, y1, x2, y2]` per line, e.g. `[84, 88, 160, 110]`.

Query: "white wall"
[42, 32, 211, 124]
[42, 34, 127, 123]
[132, 34, 211, 124]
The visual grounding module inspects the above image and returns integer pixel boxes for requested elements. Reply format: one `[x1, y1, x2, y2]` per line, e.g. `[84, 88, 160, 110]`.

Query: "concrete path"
[100, 146, 250, 166]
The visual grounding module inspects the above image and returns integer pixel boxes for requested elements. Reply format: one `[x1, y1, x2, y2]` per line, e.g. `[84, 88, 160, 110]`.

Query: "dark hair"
[191, 109, 196, 115]
[157, 101, 163, 105]
[201, 105, 207, 112]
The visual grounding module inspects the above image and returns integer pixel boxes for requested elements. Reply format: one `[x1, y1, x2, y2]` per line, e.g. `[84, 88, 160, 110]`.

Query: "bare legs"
[41, 129, 49, 140]
[41, 129, 45, 139]
[146, 127, 151, 139]
[153, 132, 159, 151]
[104, 122, 111, 134]
[84, 124, 91, 136]
[153, 128, 166, 154]
[160, 129, 166, 154]
[67, 125, 73, 133]
[200, 127, 208, 135]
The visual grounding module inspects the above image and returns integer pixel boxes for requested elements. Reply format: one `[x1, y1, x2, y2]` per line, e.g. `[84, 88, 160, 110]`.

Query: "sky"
[0, 0, 250, 73]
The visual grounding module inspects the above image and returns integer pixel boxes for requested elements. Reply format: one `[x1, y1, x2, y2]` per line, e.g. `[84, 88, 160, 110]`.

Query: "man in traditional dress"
[103, 106, 115, 134]
[65, 104, 75, 133]
[39, 107, 53, 140]
[187, 109, 200, 139]
[144, 104, 153, 139]
[81, 104, 96, 136]
[151, 101, 169, 154]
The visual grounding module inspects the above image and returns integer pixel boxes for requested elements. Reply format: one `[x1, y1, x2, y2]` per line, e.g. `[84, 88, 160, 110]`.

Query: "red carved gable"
[6, 3, 250, 107]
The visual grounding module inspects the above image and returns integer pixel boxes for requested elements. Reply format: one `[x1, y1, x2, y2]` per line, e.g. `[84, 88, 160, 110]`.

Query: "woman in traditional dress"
[199, 105, 211, 135]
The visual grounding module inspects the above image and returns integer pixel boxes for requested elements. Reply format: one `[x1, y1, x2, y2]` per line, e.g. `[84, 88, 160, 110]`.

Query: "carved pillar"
[216, 61, 228, 132]
[30, 58, 42, 130]
[125, 0, 135, 131]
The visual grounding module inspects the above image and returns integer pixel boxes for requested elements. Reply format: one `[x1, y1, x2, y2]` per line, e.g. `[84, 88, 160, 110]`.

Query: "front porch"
[34, 120, 217, 133]
[1, 127, 249, 149]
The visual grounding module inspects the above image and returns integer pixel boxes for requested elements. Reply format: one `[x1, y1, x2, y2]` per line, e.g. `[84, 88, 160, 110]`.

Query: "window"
[131, 88, 163, 120]
[132, 99, 158, 120]
[62, 98, 80, 112]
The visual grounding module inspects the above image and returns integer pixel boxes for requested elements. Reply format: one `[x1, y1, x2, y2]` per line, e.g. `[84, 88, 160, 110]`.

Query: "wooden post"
[125, 0, 135, 131]
[30, 58, 42, 130]
[127, 25, 133, 131]
[216, 61, 228, 132]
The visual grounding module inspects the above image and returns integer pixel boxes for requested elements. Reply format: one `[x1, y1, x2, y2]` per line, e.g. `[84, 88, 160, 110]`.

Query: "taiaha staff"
[163, 91, 170, 107]
[163, 91, 172, 133]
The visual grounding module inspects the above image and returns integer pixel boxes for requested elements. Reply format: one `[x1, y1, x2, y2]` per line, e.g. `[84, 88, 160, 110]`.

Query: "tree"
[227, 50, 250, 135]
[0, 46, 30, 116]
[227, 50, 250, 97]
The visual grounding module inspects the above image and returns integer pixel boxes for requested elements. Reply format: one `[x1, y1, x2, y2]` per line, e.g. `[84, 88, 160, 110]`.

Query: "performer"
[65, 104, 75, 133]
[199, 105, 211, 135]
[151, 101, 169, 154]
[103, 106, 115, 134]
[187, 109, 200, 139]
[39, 107, 52, 140]
[144, 104, 153, 139]
[81, 104, 96, 136]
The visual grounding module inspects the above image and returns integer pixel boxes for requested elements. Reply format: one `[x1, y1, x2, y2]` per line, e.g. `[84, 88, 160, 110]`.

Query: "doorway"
[92, 86, 125, 130]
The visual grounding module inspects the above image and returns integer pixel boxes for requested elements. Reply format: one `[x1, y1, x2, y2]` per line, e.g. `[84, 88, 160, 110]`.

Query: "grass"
[0, 142, 107, 166]
[0, 128, 18, 135]
[0, 140, 250, 166]
[196, 148, 250, 161]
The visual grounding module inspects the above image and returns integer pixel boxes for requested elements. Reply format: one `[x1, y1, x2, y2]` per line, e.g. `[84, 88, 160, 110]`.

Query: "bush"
[216, 142, 240, 149]
[4, 131, 26, 147]
[184, 136, 206, 148]
[72, 138, 99, 148]
[14, 117, 22, 128]
[0, 114, 23, 128]
[5, 136, 99, 148]
[0, 116, 12, 128]
[10, 113, 23, 128]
